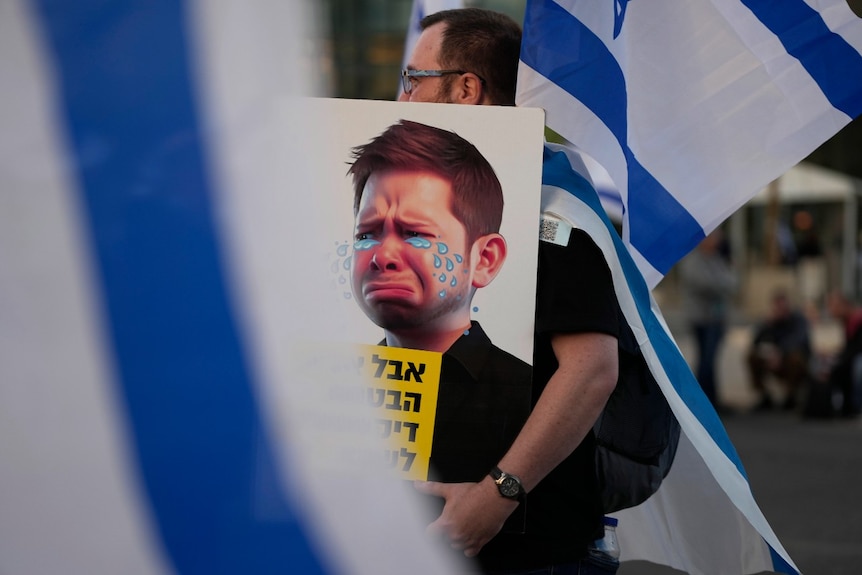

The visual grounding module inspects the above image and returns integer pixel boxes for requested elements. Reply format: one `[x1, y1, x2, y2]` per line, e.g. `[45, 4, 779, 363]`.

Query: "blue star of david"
[614, 0, 630, 38]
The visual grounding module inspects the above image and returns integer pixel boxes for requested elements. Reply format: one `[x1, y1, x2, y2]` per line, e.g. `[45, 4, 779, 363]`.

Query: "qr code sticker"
[539, 217, 559, 242]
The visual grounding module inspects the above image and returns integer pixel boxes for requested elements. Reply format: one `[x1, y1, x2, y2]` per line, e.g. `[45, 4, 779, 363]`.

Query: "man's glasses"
[400, 69, 485, 94]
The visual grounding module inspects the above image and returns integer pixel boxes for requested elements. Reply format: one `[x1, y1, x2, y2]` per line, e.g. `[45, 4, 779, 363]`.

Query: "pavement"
[618, 321, 862, 575]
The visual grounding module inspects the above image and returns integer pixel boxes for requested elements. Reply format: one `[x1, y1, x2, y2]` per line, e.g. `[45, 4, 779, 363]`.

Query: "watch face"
[499, 476, 521, 498]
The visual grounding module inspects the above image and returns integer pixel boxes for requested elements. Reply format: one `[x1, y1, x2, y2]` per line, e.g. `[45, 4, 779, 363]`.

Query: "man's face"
[399, 23, 455, 104]
[351, 170, 474, 332]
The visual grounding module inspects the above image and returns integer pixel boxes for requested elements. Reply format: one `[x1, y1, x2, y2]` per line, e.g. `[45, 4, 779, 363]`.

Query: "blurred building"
[733, 164, 862, 317]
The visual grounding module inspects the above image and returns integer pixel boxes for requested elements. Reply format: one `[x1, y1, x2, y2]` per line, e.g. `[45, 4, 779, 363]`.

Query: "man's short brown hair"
[348, 120, 504, 244]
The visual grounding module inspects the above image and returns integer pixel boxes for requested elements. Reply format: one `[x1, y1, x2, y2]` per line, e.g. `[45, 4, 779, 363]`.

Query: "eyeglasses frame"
[400, 69, 486, 94]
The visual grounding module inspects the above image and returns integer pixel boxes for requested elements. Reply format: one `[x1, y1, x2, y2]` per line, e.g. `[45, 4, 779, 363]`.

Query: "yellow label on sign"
[357, 344, 442, 480]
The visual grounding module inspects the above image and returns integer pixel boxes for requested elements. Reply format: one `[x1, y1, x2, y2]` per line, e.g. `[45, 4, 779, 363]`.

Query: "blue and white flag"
[519, 2, 862, 574]
[0, 2, 462, 574]
[542, 144, 799, 575]
[399, 0, 464, 97]
[518, 0, 862, 288]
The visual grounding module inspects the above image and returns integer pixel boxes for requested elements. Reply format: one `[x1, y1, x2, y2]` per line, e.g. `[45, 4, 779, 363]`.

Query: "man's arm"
[416, 330, 617, 557]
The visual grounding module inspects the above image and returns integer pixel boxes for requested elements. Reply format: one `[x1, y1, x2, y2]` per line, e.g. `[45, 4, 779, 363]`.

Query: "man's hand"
[414, 476, 518, 557]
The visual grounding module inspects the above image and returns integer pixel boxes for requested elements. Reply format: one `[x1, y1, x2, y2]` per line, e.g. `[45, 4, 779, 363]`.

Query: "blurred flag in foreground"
[520, 2, 862, 574]
[518, 0, 862, 288]
[1, 1, 459, 574]
[399, 0, 464, 97]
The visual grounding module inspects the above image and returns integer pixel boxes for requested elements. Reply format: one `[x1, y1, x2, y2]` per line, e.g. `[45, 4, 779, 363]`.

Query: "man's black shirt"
[427, 321, 532, 484]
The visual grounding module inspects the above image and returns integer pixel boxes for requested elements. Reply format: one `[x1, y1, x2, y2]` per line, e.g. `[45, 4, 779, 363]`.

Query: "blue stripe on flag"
[743, 0, 862, 119]
[31, 2, 327, 573]
[770, 546, 795, 575]
[522, 0, 705, 274]
[542, 147, 747, 478]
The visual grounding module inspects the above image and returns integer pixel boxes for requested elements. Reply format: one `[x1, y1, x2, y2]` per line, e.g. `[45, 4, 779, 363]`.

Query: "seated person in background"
[747, 289, 811, 411]
[820, 290, 862, 418]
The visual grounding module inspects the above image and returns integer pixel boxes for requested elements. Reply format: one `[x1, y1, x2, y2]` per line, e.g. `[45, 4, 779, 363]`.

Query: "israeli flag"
[520, 2, 862, 573]
[1, 1, 461, 574]
[543, 144, 799, 574]
[518, 0, 862, 288]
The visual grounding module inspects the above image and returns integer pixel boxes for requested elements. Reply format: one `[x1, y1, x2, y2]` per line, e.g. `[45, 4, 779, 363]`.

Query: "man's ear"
[471, 233, 507, 288]
[450, 72, 485, 105]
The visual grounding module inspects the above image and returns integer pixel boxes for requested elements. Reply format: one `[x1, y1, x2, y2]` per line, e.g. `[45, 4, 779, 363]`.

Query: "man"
[678, 229, 737, 411]
[399, 9, 520, 106]
[400, 8, 619, 574]
[747, 289, 811, 411]
[348, 119, 533, 532]
[821, 290, 862, 418]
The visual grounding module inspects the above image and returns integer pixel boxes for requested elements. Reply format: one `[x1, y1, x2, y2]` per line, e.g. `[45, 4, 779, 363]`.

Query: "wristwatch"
[489, 466, 525, 501]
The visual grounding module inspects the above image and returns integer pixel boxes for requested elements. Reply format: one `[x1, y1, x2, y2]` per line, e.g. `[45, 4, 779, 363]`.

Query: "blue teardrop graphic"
[354, 238, 380, 251]
[405, 237, 432, 249]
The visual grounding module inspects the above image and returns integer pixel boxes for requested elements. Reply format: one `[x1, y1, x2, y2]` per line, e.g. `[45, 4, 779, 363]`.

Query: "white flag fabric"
[542, 144, 799, 575]
[1, 1, 463, 574]
[399, 0, 464, 97]
[518, 0, 862, 288]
